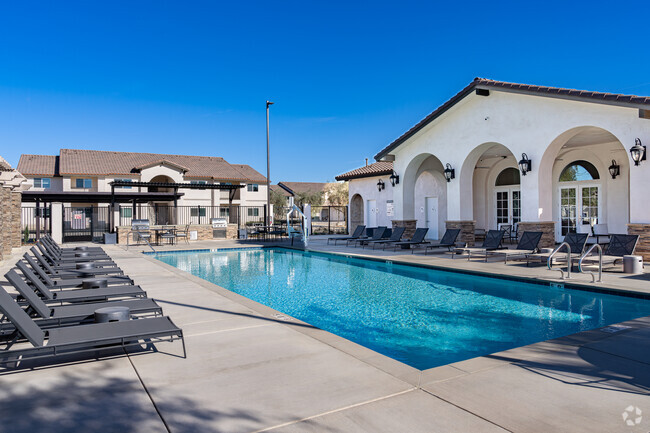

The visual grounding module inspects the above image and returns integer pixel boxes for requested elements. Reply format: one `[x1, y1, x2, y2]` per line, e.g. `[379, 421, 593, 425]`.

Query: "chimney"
[365, 158, 368, 166]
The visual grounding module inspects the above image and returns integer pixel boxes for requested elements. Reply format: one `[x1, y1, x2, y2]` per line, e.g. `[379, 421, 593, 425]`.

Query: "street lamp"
[266, 101, 274, 225]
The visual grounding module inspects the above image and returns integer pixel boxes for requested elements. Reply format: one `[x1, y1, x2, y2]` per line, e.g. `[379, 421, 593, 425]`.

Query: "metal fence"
[118, 205, 267, 229]
[21, 206, 52, 243]
[309, 206, 348, 235]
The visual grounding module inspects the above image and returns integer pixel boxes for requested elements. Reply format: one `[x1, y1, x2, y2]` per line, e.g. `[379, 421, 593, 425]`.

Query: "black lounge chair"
[454, 229, 505, 260]
[526, 232, 589, 267]
[352, 227, 386, 247]
[0, 286, 184, 367]
[486, 231, 543, 263]
[23, 255, 133, 289]
[39, 238, 108, 258]
[34, 245, 116, 267]
[365, 227, 405, 250]
[41, 235, 105, 253]
[392, 228, 429, 251]
[17, 264, 146, 304]
[30, 249, 123, 278]
[328, 225, 366, 245]
[579, 234, 640, 268]
[4, 270, 162, 329]
[422, 229, 461, 255]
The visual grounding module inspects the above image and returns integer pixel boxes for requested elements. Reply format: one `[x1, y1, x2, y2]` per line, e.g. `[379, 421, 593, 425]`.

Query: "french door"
[495, 188, 521, 227]
[559, 185, 600, 236]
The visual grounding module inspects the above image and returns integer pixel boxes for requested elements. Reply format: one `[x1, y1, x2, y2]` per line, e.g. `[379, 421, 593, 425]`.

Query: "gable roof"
[335, 161, 393, 181]
[374, 78, 650, 160]
[16, 149, 266, 183]
[276, 182, 327, 196]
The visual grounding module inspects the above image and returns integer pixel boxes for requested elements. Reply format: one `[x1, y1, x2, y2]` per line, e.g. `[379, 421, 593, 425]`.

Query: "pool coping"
[142, 248, 650, 388]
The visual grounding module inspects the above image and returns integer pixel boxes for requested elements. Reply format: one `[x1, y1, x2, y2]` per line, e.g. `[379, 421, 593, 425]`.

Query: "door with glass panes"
[494, 187, 521, 227]
[559, 185, 599, 236]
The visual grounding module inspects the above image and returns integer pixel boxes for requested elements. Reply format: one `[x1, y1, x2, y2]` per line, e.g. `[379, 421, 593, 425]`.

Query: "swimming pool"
[154, 248, 650, 370]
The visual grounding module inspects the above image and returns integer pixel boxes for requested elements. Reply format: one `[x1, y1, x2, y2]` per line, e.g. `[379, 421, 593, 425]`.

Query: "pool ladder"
[578, 243, 603, 283]
[547, 242, 571, 280]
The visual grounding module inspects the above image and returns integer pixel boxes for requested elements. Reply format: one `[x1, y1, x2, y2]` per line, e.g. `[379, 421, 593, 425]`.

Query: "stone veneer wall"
[117, 224, 239, 245]
[446, 220, 475, 247]
[391, 219, 417, 240]
[0, 189, 5, 261]
[627, 224, 650, 261]
[1, 187, 12, 257]
[517, 221, 555, 249]
[11, 191, 21, 248]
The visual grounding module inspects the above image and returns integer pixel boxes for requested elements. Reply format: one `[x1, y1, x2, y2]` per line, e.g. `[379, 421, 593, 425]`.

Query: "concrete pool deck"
[0, 238, 649, 432]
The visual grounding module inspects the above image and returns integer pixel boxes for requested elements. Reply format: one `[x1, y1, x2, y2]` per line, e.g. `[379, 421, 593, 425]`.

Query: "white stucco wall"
[347, 175, 394, 228]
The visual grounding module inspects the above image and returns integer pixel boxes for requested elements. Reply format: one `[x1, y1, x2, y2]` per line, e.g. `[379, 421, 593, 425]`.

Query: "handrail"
[578, 243, 602, 283]
[126, 230, 155, 253]
[286, 204, 308, 248]
[547, 241, 571, 279]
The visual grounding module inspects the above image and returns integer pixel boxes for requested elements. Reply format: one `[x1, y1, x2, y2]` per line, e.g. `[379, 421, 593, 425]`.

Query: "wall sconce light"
[389, 171, 399, 187]
[518, 153, 532, 176]
[377, 179, 385, 192]
[443, 163, 455, 182]
[608, 160, 620, 179]
[630, 138, 646, 166]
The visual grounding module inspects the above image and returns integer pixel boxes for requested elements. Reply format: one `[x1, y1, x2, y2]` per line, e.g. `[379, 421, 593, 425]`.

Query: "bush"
[23, 227, 30, 244]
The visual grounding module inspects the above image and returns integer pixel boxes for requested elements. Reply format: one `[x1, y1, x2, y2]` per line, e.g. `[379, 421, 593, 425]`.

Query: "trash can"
[623, 255, 643, 274]
[104, 233, 117, 244]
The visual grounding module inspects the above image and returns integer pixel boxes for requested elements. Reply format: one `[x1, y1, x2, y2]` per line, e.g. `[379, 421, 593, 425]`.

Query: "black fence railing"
[21, 205, 52, 243]
[118, 205, 267, 229]
[309, 206, 348, 235]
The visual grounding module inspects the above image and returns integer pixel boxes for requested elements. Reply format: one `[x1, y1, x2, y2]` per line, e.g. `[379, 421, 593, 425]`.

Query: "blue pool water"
[155, 248, 650, 370]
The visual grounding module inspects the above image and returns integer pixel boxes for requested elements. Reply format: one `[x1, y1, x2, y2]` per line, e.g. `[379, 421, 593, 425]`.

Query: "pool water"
[155, 248, 650, 370]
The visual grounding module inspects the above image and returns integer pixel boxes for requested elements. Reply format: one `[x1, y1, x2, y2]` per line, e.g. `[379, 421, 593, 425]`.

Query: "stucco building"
[337, 78, 650, 257]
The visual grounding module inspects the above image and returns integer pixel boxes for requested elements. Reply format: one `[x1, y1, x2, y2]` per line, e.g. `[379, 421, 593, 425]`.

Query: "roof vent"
[476, 89, 490, 97]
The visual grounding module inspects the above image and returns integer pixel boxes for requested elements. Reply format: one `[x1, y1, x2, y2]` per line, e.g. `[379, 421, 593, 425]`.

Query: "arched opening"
[149, 175, 175, 193]
[494, 167, 521, 229]
[402, 154, 447, 239]
[541, 126, 629, 240]
[350, 194, 364, 230]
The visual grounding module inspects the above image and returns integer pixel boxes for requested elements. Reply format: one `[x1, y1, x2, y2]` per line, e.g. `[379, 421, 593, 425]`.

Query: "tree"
[294, 191, 323, 207]
[324, 182, 348, 206]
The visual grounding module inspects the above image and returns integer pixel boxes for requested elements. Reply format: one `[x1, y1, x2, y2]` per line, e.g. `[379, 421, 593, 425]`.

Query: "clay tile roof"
[277, 182, 328, 196]
[54, 149, 265, 182]
[17, 154, 58, 176]
[335, 161, 393, 181]
[374, 78, 650, 160]
[231, 164, 268, 184]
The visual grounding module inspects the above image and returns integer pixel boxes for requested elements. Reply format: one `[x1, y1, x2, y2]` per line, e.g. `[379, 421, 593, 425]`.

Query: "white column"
[303, 204, 311, 235]
[51, 202, 63, 244]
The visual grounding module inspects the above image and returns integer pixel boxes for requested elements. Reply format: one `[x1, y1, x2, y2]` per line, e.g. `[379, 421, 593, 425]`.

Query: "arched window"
[559, 160, 600, 182]
[495, 167, 520, 186]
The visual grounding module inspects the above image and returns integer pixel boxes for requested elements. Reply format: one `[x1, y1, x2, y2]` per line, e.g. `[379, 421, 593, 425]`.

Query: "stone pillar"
[517, 221, 555, 249]
[11, 191, 21, 248]
[1, 187, 12, 256]
[0, 189, 4, 262]
[392, 219, 417, 240]
[627, 224, 650, 261]
[446, 220, 475, 247]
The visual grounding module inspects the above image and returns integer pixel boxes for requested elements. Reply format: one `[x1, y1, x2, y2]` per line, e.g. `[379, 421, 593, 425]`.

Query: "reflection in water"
[156, 249, 650, 370]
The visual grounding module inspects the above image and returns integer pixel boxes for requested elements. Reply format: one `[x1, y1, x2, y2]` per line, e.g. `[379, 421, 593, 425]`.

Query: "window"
[33, 178, 51, 189]
[115, 179, 133, 189]
[120, 208, 132, 218]
[191, 180, 207, 185]
[247, 184, 259, 192]
[247, 208, 259, 217]
[559, 161, 600, 182]
[75, 178, 92, 188]
[495, 168, 520, 186]
[219, 207, 230, 217]
[190, 207, 207, 217]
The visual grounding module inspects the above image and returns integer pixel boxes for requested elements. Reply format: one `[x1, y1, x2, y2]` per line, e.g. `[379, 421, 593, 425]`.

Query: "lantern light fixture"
[630, 138, 646, 166]
[518, 153, 532, 176]
[377, 179, 385, 192]
[389, 171, 400, 187]
[443, 163, 455, 182]
[608, 160, 620, 179]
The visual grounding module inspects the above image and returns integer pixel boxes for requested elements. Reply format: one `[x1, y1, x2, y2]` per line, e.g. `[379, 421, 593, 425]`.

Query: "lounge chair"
[0, 286, 184, 367]
[30, 249, 123, 278]
[485, 231, 543, 263]
[351, 227, 386, 247]
[22, 255, 133, 289]
[454, 230, 505, 261]
[525, 232, 589, 267]
[17, 264, 146, 303]
[39, 238, 109, 258]
[4, 270, 162, 329]
[392, 228, 429, 251]
[34, 245, 116, 267]
[328, 225, 365, 245]
[422, 229, 461, 255]
[365, 227, 405, 250]
[579, 234, 640, 269]
[41, 235, 105, 254]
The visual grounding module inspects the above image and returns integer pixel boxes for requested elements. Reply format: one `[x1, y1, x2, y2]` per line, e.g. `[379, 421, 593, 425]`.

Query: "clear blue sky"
[1, 1, 649, 182]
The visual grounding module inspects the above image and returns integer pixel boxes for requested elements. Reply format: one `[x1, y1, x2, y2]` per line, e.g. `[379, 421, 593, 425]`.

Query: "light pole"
[266, 100, 274, 225]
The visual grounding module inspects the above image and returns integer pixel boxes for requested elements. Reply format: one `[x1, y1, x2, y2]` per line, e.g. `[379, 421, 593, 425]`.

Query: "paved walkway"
[0, 240, 648, 432]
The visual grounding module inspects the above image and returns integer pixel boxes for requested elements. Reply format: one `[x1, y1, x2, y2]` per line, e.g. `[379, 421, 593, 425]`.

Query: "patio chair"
[579, 234, 639, 268]
[351, 227, 386, 247]
[327, 225, 365, 245]
[30, 249, 123, 278]
[22, 255, 133, 289]
[454, 230, 505, 261]
[40, 235, 105, 254]
[364, 227, 405, 249]
[159, 226, 177, 245]
[392, 228, 430, 251]
[525, 232, 589, 267]
[34, 245, 116, 267]
[17, 263, 146, 303]
[589, 223, 610, 244]
[0, 286, 184, 367]
[4, 270, 162, 329]
[174, 224, 191, 244]
[498, 224, 514, 244]
[486, 231, 543, 263]
[422, 229, 461, 255]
